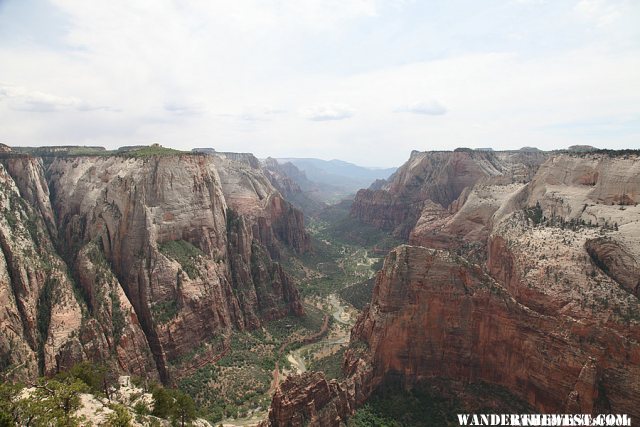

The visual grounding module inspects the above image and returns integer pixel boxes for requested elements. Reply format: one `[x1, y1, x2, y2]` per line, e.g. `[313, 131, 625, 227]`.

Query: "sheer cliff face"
[212, 154, 310, 255]
[265, 152, 640, 426]
[261, 157, 325, 216]
[363, 153, 640, 417]
[350, 150, 548, 238]
[352, 245, 639, 418]
[0, 152, 308, 382]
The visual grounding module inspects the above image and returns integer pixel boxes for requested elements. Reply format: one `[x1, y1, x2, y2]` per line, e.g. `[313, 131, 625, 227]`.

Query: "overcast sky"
[0, 0, 639, 167]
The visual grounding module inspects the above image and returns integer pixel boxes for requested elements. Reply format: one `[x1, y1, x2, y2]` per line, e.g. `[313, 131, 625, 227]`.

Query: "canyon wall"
[0, 149, 309, 383]
[266, 151, 640, 426]
[350, 149, 548, 239]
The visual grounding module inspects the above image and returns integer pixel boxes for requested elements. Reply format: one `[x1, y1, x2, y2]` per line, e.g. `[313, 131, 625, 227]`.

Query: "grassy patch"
[177, 306, 326, 423]
[158, 240, 204, 279]
[339, 278, 376, 310]
[123, 146, 186, 158]
[308, 347, 345, 381]
[150, 300, 179, 324]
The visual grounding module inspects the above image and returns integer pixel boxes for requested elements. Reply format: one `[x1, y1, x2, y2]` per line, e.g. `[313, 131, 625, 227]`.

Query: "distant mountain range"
[274, 158, 396, 203]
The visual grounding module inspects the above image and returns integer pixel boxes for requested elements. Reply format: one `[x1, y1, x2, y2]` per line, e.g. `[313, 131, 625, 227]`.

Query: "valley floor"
[213, 211, 386, 425]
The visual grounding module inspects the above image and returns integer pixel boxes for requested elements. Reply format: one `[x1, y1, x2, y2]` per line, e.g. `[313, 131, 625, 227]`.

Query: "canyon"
[1, 144, 639, 426]
[265, 149, 640, 426]
[0, 145, 308, 385]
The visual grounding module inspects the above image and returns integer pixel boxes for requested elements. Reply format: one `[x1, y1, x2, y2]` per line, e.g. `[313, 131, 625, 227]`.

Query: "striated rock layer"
[265, 151, 640, 426]
[350, 149, 548, 239]
[352, 245, 639, 417]
[0, 150, 309, 383]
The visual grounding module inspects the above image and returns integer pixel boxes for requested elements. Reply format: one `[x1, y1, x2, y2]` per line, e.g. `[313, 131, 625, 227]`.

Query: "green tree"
[106, 403, 133, 427]
[28, 377, 89, 426]
[151, 385, 173, 418]
[58, 361, 119, 400]
[0, 382, 20, 426]
[172, 392, 196, 427]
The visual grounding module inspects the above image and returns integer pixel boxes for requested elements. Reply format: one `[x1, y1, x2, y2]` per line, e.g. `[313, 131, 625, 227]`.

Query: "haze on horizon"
[0, 0, 639, 167]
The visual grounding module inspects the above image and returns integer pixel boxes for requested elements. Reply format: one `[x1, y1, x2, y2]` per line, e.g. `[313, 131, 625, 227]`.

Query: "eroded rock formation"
[265, 150, 640, 425]
[0, 150, 309, 383]
[350, 149, 548, 238]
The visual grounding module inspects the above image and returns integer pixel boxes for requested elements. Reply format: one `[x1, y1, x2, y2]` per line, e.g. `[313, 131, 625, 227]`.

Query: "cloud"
[395, 100, 447, 115]
[0, 1, 638, 167]
[0, 83, 115, 113]
[238, 105, 286, 121]
[574, 0, 623, 27]
[216, 105, 286, 122]
[164, 101, 206, 116]
[301, 104, 354, 121]
[513, 0, 547, 4]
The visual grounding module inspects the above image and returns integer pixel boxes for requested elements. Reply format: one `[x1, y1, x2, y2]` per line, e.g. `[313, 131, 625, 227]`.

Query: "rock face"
[265, 151, 640, 425]
[262, 158, 325, 216]
[265, 372, 353, 427]
[0, 150, 309, 383]
[352, 245, 639, 417]
[350, 149, 548, 238]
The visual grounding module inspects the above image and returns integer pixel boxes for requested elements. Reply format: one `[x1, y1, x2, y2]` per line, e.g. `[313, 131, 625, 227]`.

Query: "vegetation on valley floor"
[307, 347, 346, 381]
[339, 277, 377, 310]
[348, 380, 534, 427]
[175, 305, 328, 423]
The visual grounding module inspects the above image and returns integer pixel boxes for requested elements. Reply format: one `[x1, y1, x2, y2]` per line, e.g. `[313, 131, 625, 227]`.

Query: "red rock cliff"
[0, 151, 309, 383]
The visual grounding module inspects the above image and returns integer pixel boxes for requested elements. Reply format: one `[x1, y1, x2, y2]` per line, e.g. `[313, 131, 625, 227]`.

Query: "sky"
[0, 0, 639, 167]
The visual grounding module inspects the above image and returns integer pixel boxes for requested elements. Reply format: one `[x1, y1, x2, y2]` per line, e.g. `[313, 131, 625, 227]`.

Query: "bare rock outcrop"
[265, 372, 353, 427]
[350, 149, 548, 238]
[1, 150, 309, 383]
[266, 151, 640, 425]
[350, 245, 639, 418]
[0, 161, 93, 379]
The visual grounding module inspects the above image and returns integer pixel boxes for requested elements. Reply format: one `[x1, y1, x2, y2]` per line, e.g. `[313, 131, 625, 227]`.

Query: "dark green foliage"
[151, 385, 174, 418]
[348, 384, 462, 427]
[349, 381, 534, 427]
[453, 147, 474, 153]
[348, 404, 399, 427]
[56, 361, 118, 397]
[31, 377, 89, 426]
[308, 348, 346, 380]
[111, 291, 126, 343]
[158, 240, 204, 280]
[560, 148, 640, 158]
[339, 278, 375, 310]
[123, 146, 186, 158]
[0, 382, 20, 426]
[106, 403, 133, 426]
[36, 276, 55, 374]
[173, 392, 197, 427]
[150, 300, 179, 324]
[151, 384, 197, 425]
[524, 201, 543, 225]
[521, 203, 618, 232]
